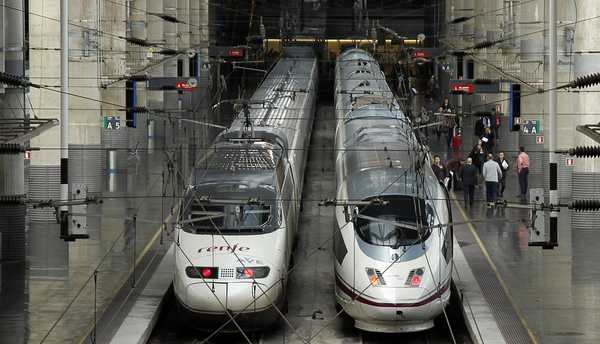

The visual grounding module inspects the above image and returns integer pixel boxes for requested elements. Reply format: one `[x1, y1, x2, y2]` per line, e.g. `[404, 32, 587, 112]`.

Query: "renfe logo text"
[198, 244, 250, 253]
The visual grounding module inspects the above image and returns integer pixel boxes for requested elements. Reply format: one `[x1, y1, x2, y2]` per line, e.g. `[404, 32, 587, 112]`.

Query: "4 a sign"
[522, 120, 541, 135]
[103, 116, 121, 130]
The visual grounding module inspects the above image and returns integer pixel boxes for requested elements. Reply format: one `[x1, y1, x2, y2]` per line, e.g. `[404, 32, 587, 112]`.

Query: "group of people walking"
[427, 96, 531, 208]
[432, 148, 530, 208]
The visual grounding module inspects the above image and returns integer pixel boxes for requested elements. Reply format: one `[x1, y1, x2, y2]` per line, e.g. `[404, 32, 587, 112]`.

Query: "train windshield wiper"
[355, 213, 419, 232]
[180, 211, 225, 225]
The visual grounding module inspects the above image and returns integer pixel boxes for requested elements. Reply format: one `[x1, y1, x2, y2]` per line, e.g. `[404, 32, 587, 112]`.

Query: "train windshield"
[180, 183, 277, 234]
[354, 196, 432, 248]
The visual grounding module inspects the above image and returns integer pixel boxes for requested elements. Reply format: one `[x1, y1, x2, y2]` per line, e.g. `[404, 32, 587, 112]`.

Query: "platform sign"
[536, 136, 544, 144]
[103, 116, 121, 130]
[450, 83, 475, 94]
[565, 158, 575, 167]
[522, 120, 541, 135]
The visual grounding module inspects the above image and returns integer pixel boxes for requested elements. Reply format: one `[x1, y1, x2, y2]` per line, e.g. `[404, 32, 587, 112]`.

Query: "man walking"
[495, 151, 509, 198]
[432, 155, 449, 186]
[517, 146, 530, 202]
[460, 157, 478, 208]
[483, 153, 502, 204]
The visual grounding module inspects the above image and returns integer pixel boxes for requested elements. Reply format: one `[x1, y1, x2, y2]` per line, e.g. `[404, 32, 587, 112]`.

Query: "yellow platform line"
[452, 194, 539, 344]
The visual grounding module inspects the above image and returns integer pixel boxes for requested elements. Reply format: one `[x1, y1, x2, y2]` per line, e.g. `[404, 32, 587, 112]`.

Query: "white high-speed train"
[173, 48, 318, 331]
[333, 48, 453, 333]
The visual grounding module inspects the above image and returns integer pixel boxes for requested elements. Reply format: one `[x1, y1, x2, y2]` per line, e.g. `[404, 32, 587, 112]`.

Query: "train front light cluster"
[236, 266, 270, 279]
[405, 268, 424, 287]
[186, 266, 218, 279]
[366, 267, 386, 286]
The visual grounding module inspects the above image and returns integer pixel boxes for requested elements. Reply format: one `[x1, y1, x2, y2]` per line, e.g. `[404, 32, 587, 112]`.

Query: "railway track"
[147, 105, 471, 344]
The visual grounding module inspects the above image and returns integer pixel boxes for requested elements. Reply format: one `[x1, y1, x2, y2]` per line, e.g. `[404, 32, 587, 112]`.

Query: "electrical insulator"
[569, 200, 600, 212]
[0, 71, 33, 88]
[450, 16, 472, 24]
[565, 72, 600, 89]
[125, 106, 149, 114]
[567, 146, 600, 158]
[0, 143, 26, 154]
[471, 40, 495, 50]
[124, 37, 153, 47]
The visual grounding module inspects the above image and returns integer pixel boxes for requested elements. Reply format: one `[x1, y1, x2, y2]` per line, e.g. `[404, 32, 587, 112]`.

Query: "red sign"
[228, 48, 245, 58]
[451, 83, 474, 94]
[175, 78, 198, 91]
[565, 158, 575, 167]
[411, 50, 429, 59]
[536, 136, 544, 144]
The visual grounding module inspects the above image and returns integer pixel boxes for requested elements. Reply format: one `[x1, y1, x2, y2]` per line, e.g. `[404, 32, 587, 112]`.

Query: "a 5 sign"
[103, 116, 121, 130]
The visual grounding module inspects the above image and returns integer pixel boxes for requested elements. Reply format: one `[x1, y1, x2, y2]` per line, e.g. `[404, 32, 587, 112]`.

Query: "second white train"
[333, 48, 453, 333]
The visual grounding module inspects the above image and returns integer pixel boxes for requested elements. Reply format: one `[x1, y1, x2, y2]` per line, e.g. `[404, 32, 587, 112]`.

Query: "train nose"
[184, 280, 281, 313]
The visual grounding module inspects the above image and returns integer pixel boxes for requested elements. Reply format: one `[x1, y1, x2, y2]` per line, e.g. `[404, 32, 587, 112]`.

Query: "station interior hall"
[1, 0, 600, 343]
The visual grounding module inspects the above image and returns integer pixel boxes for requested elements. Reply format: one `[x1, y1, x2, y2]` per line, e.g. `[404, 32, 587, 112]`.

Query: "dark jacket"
[469, 146, 485, 167]
[474, 119, 484, 137]
[432, 164, 448, 182]
[495, 158, 509, 181]
[481, 132, 495, 153]
[460, 164, 478, 186]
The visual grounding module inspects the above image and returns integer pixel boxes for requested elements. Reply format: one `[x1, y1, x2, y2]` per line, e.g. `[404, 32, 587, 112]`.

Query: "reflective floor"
[431, 131, 600, 344]
[0, 146, 178, 344]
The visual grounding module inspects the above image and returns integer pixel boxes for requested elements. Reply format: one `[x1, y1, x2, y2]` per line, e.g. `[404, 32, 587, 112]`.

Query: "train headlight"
[236, 266, 270, 279]
[405, 268, 424, 287]
[186, 266, 218, 279]
[366, 267, 386, 286]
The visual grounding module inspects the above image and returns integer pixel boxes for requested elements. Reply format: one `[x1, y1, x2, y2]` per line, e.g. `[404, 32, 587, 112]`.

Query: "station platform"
[5, 109, 598, 344]
[0, 139, 178, 343]
[430, 122, 600, 344]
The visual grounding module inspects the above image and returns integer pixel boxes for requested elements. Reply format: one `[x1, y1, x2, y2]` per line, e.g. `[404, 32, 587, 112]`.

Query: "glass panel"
[355, 196, 430, 248]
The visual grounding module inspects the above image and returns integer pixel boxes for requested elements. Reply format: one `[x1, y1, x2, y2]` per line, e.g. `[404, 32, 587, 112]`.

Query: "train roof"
[336, 49, 439, 201]
[191, 140, 280, 185]
[220, 56, 317, 150]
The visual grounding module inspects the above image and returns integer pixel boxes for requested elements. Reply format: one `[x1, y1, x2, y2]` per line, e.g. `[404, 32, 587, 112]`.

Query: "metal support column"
[60, 0, 70, 239]
[548, 0, 558, 248]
